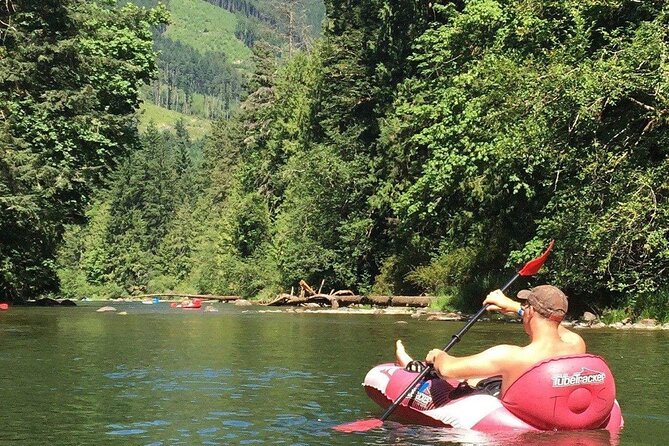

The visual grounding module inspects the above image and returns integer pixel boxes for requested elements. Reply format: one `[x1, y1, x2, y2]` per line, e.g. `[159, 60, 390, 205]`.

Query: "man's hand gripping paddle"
[332, 240, 555, 433]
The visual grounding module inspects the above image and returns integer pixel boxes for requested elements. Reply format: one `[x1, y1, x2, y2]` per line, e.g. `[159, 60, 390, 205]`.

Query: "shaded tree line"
[228, 0, 323, 51]
[57, 121, 205, 297]
[140, 0, 324, 120]
[207, 0, 265, 21]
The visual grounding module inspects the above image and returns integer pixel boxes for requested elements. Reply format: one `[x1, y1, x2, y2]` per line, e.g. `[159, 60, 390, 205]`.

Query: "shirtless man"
[396, 285, 585, 397]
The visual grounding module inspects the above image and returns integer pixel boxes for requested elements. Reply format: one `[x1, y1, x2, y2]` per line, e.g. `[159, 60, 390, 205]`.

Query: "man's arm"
[485, 288, 587, 353]
[484, 289, 521, 315]
[425, 344, 521, 380]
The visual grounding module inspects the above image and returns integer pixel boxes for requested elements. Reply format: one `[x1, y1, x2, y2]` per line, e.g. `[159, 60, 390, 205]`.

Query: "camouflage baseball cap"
[517, 285, 568, 322]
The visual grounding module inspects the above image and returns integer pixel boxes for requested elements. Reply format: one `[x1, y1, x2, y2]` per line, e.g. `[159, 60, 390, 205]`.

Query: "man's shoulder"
[486, 344, 524, 359]
[490, 344, 556, 368]
[560, 329, 587, 353]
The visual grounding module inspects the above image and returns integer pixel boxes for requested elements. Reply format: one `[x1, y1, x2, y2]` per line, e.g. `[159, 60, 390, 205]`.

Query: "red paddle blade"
[332, 418, 383, 433]
[518, 240, 554, 276]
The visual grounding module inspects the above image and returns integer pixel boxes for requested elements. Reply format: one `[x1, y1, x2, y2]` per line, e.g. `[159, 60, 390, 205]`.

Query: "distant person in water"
[395, 285, 586, 397]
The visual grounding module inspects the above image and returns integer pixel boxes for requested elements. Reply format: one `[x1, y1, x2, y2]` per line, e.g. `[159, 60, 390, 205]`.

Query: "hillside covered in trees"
[3, 0, 669, 323]
[133, 0, 325, 125]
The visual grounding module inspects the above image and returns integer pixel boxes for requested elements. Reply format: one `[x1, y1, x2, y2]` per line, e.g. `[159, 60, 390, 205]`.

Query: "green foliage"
[231, 192, 271, 257]
[146, 35, 244, 120]
[59, 269, 126, 300]
[139, 102, 211, 140]
[371, 255, 403, 295]
[56, 201, 127, 300]
[132, 0, 326, 123]
[631, 289, 669, 323]
[57, 120, 204, 297]
[157, 201, 199, 282]
[405, 247, 477, 295]
[510, 2, 669, 305]
[191, 251, 274, 298]
[272, 143, 355, 288]
[52, 0, 669, 320]
[381, 0, 669, 311]
[145, 273, 198, 294]
[600, 308, 629, 325]
[1, 0, 167, 301]
[428, 295, 458, 312]
[185, 196, 277, 298]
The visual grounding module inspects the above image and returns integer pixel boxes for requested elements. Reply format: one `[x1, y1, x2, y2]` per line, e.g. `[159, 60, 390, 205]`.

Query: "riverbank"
[255, 304, 669, 330]
[12, 295, 668, 330]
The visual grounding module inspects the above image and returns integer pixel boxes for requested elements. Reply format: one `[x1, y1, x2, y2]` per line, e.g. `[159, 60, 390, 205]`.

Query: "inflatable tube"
[170, 298, 202, 309]
[363, 354, 623, 433]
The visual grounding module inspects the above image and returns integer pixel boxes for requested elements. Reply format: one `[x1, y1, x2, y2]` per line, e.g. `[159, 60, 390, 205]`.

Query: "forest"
[2, 0, 668, 322]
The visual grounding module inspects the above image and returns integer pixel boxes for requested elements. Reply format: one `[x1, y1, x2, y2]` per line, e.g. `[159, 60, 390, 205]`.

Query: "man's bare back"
[397, 286, 586, 397]
[486, 328, 585, 395]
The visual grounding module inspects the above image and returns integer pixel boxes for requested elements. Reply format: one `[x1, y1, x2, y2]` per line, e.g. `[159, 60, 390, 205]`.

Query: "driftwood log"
[264, 279, 433, 308]
[299, 280, 316, 297]
[264, 293, 434, 308]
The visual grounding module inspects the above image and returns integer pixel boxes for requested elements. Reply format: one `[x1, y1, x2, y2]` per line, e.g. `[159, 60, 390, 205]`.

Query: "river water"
[0, 303, 666, 445]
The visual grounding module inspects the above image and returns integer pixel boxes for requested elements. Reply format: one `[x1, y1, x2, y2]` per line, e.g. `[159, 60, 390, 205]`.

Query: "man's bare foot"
[395, 340, 413, 367]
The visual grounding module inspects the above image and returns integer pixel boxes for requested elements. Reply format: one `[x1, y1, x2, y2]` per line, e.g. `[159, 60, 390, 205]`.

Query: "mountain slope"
[139, 102, 211, 140]
[131, 0, 325, 136]
[165, 0, 252, 65]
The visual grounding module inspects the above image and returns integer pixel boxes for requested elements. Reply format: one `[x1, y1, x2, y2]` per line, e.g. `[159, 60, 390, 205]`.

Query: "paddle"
[333, 240, 555, 433]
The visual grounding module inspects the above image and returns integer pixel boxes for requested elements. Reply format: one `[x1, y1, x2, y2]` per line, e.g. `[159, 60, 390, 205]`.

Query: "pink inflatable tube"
[363, 354, 623, 433]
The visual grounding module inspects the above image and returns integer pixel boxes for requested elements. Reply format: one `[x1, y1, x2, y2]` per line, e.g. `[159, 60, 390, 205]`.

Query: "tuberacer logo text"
[552, 368, 606, 387]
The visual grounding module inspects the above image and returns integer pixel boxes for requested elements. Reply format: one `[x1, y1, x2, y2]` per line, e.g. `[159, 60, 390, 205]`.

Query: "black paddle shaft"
[378, 273, 520, 422]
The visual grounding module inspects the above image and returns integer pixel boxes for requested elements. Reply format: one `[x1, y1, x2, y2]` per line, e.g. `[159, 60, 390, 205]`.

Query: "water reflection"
[365, 424, 619, 446]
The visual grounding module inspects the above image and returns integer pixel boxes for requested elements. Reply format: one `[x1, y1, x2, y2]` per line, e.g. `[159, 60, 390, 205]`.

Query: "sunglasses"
[518, 302, 532, 317]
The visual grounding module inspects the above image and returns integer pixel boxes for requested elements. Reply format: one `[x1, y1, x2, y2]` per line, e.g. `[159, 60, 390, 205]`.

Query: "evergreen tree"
[0, 0, 167, 301]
